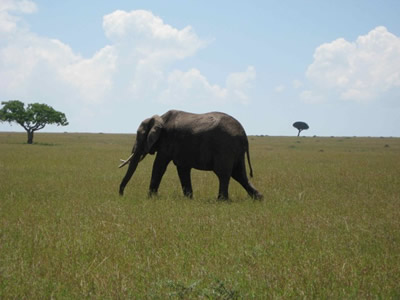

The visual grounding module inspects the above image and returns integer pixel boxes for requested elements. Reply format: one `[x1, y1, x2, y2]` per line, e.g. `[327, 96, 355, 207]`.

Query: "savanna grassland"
[1, 132, 399, 299]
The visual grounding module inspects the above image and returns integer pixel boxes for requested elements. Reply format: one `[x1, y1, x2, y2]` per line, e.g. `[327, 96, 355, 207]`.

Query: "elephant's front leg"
[149, 154, 170, 197]
[177, 166, 193, 198]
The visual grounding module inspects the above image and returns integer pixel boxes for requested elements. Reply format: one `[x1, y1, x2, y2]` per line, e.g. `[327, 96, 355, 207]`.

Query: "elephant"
[118, 110, 263, 200]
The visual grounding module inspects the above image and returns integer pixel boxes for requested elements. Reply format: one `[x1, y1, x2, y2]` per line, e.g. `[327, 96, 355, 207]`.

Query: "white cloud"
[160, 66, 256, 105]
[159, 68, 227, 104]
[0, 3, 255, 120]
[0, 0, 36, 34]
[304, 26, 400, 102]
[61, 46, 117, 102]
[0, 30, 116, 104]
[101, 9, 212, 102]
[226, 66, 256, 104]
[0, 0, 36, 13]
[102, 9, 205, 60]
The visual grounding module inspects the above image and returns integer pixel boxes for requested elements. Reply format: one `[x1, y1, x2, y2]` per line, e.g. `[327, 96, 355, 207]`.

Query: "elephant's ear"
[146, 115, 164, 154]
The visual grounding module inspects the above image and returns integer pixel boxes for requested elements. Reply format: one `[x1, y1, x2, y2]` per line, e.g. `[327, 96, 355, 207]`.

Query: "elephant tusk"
[118, 153, 134, 168]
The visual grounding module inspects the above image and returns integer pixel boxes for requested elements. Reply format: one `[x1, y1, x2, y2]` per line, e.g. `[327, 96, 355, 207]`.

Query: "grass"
[0, 132, 399, 298]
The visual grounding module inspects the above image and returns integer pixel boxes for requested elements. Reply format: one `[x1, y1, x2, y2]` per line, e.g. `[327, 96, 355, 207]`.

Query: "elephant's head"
[119, 115, 164, 195]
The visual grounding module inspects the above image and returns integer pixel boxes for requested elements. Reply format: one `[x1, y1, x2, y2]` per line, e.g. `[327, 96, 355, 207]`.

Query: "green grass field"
[1, 132, 399, 298]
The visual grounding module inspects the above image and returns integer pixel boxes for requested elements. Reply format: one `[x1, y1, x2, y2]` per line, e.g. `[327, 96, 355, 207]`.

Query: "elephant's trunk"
[119, 151, 142, 196]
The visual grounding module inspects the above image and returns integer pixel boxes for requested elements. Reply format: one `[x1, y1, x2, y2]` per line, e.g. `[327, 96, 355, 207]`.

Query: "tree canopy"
[293, 121, 309, 137]
[0, 100, 68, 144]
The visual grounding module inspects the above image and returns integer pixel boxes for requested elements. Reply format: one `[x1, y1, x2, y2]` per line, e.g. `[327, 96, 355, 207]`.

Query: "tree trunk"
[297, 130, 301, 137]
[27, 130, 34, 144]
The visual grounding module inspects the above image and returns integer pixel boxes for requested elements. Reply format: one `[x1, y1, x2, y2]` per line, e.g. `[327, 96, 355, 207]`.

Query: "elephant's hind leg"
[214, 170, 231, 200]
[177, 166, 193, 198]
[232, 161, 263, 200]
[217, 176, 230, 200]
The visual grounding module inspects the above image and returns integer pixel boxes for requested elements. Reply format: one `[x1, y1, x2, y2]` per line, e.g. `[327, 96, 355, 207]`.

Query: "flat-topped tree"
[293, 121, 309, 137]
[0, 100, 68, 144]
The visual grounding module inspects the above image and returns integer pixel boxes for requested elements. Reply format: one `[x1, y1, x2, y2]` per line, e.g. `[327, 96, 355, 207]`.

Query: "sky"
[1, 0, 400, 136]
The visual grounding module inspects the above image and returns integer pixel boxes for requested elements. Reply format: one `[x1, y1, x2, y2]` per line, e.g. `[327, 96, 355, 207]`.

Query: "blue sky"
[1, 0, 400, 136]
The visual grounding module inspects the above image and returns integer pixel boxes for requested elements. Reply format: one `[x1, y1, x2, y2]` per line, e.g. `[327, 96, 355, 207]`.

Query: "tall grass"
[1, 133, 399, 298]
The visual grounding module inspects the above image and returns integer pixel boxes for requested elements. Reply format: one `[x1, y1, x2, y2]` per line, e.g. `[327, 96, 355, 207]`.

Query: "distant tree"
[293, 121, 309, 137]
[0, 100, 68, 144]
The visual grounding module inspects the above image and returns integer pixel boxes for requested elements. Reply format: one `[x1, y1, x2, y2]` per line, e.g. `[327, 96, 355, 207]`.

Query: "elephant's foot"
[217, 193, 230, 201]
[252, 192, 264, 201]
[148, 190, 158, 198]
[183, 191, 193, 198]
[182, 187, 193, 198]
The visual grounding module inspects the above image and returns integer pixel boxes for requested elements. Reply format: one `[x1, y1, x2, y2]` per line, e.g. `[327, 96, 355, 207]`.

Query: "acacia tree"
[0, 100, 68, 144]
[293, 121, 309, 137]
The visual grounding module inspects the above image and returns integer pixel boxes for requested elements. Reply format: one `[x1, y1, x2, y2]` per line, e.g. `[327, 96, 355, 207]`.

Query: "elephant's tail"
[246, 149, 254, 178]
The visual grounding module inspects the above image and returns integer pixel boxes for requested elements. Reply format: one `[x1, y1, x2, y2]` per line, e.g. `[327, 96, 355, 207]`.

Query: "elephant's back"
[162, 110, 249, 149]
[213, 112, 247, 136]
